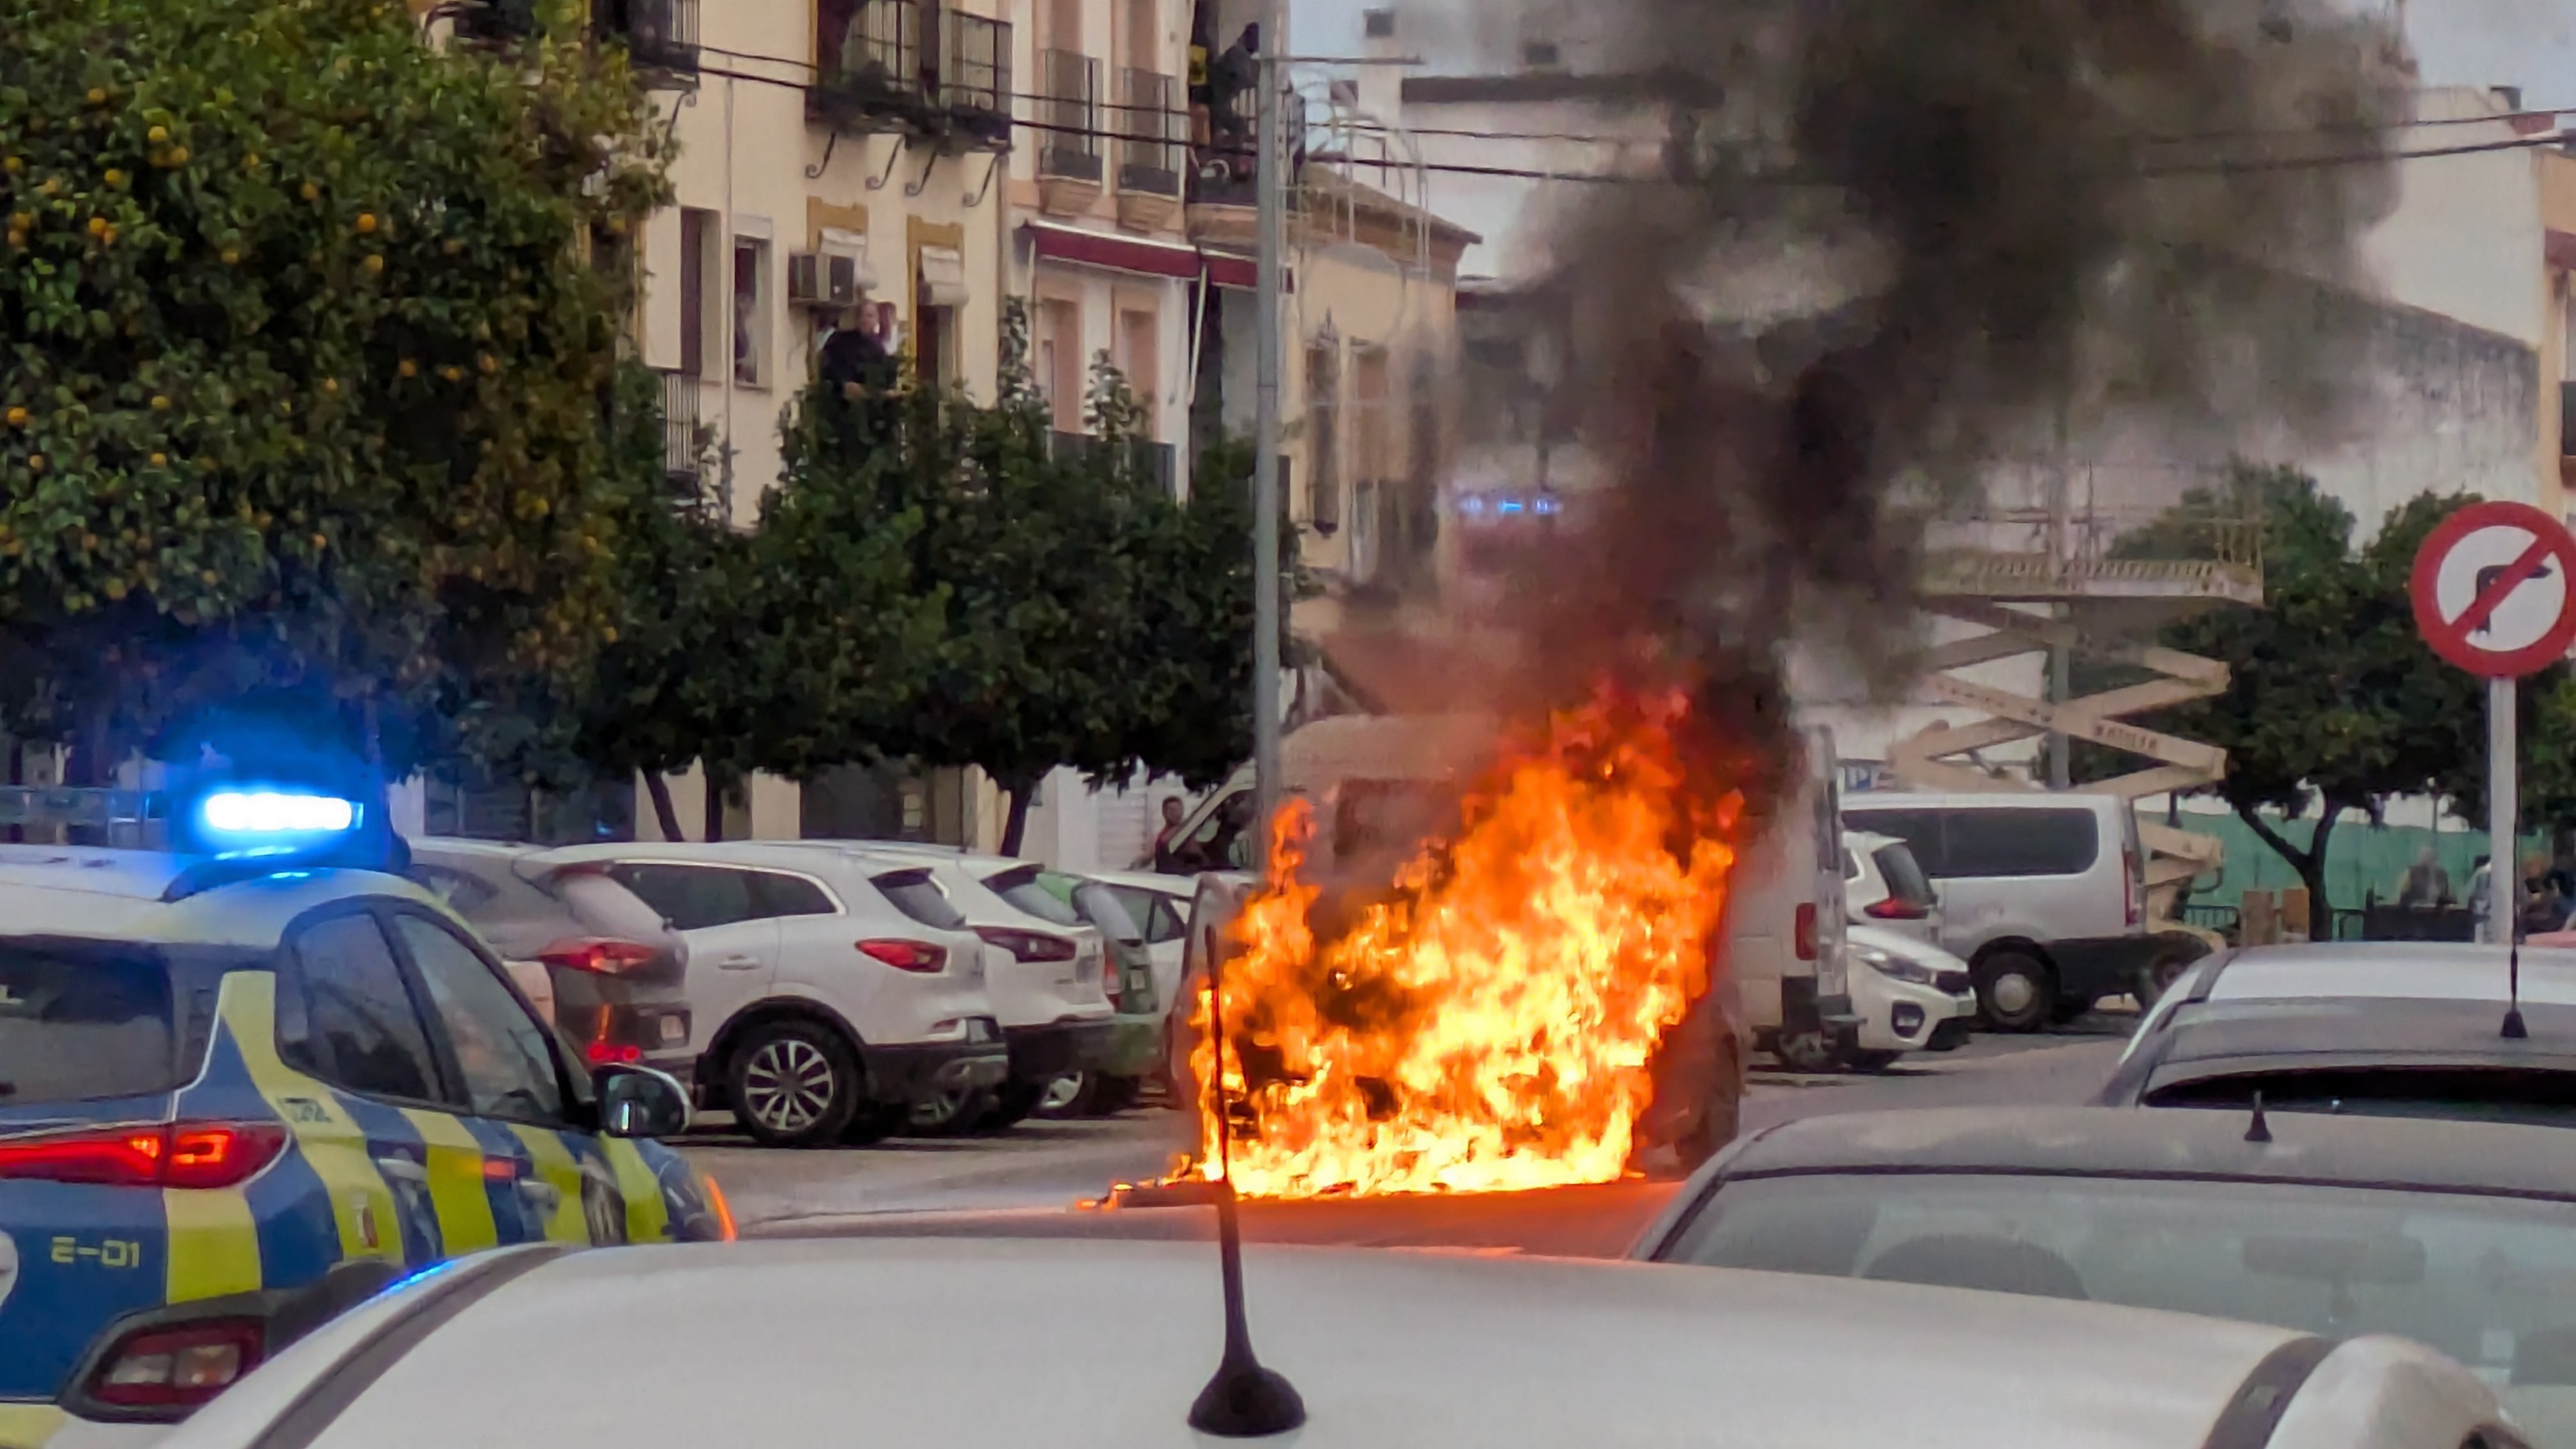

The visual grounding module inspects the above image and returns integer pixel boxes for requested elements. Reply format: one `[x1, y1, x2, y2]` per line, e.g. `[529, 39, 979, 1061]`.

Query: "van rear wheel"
[1974, 950, 2054, 1033]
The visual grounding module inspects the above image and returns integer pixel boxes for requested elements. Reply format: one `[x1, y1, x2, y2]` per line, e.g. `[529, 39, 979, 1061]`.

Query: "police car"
[0, 779, 730, 1449]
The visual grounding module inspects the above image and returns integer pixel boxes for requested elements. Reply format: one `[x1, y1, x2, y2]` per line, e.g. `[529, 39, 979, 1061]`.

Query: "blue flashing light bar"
[192, 788, 362, 859]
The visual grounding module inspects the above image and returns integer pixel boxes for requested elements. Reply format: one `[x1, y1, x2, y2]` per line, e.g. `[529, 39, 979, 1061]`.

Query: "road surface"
[683, 1013, 2133, 1239]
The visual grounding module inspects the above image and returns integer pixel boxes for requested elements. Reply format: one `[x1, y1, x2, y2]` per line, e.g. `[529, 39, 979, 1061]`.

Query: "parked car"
[1008, 868, 1165, 1116]
[407, 838, 694, 1081]
[829, 845, 1123, 1133]
[1841, 829, 1941, 947]
[1085, 868, 1197, 1033]
[148, 1236, 2519, 1449]
[528, 843, 1009, 1149]
[1634, 1104, 2576, 1447]
[1841, 790, 2149, 1031]
[1837, 924, 1977, 1070]
[2097, 942, 2576, 1123]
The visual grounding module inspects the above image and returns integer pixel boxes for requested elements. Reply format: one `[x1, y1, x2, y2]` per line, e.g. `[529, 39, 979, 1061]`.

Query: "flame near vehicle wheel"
[1186, 686, 1748, 1199]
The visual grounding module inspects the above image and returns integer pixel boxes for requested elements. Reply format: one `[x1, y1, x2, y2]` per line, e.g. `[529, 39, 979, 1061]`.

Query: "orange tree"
[0, 0, 668, 779]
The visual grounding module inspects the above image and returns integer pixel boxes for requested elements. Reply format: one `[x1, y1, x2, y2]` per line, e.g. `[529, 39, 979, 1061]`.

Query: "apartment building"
[1007, 0, 1202, 495]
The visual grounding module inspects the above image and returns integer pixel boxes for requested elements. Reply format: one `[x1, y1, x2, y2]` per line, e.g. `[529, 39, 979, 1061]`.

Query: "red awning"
[1023, 222, 1289, 291]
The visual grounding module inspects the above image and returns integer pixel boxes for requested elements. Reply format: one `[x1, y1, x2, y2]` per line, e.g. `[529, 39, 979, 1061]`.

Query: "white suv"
[832, 845, 1121, 1130]
[534, 843, 1008, 1148]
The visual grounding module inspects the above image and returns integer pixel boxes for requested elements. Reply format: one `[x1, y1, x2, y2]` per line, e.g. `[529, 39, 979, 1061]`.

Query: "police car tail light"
[859, 939, 949, 972]
[537, 937, 661, 975]
[0, 1122, 288, 1188]
[87, 1319, 265, 1409]
[972, 926, 1076, 963]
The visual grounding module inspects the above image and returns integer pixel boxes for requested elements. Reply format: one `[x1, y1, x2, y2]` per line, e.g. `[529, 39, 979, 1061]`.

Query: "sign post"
[2408, 500, 2576, 948]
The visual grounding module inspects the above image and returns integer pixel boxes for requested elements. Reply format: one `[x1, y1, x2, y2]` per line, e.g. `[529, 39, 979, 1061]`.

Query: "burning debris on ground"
[1184, 0, 2409, 1200]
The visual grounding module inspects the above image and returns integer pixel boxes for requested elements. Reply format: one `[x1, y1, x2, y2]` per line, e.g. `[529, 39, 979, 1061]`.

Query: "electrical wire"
[675, 60, 2575, 187]
[684, 38, 2576, 153]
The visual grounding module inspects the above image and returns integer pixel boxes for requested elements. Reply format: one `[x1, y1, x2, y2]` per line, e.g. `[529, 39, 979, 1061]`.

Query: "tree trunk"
[998, 772, 1036, 858]
[2239, 801, 2345, 942]
[703, 770, 726, 844]
[645, 772, 684, 844]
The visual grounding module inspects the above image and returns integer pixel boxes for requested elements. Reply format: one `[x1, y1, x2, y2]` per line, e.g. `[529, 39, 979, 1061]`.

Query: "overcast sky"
[1288, 1, 2576, 108]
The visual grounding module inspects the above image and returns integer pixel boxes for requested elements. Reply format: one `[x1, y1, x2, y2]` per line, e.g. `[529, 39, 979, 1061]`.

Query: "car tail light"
[537, 937, 661, 975]
[584, 1041, 645, 1066]
[0, 1123, 289, 1190]
[1864, 896, 1929, 921]
[974, 926, 1077, 963]
[2124, 849, 2143, 928]
[84, 1319, 265, 1410]
[1794, 903, 1818, 962]
[859, 939, 948, 973]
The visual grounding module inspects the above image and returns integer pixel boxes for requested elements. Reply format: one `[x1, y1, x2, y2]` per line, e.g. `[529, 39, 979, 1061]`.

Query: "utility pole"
[2046, 397, 2072, 790]
[1250, 0, 1286, 850]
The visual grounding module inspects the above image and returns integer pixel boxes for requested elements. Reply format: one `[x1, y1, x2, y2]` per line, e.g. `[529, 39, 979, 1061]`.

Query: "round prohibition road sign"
[2409, 500, 2576, 678]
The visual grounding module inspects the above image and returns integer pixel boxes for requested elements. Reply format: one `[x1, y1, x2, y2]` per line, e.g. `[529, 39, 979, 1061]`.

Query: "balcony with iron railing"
[810, 0, 930, 133]
[1187, 79, 1304, 228]
[656, 368, 705, 500]
[1050, 431, 1177, 498]
[1038, 49, 1105, 186]
[1116, 67, 1183, 229]
[593, 0, 699, 79]
[935, 9, 1012, 150]
[808, 1, 1013, 149]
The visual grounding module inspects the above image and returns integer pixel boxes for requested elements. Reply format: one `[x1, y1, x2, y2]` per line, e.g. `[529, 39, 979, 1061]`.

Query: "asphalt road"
[682, 1009, 2136, 1239]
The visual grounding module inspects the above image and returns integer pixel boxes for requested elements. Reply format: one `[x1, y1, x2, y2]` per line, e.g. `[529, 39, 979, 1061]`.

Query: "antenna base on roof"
[2503, 1007, 2530, 1040]
[1188, 1354, 1308, 1438]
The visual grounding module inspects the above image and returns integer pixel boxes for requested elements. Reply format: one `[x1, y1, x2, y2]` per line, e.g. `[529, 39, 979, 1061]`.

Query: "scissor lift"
[1886, 492, 2264, 956]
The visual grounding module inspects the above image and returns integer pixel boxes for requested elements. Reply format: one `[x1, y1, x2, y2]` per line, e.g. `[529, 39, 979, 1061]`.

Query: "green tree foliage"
[0, 0, 667, 778]
[2102, 469, 2573, 936]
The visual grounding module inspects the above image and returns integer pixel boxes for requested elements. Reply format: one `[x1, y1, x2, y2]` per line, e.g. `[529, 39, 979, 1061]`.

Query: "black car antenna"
[2504, 935, 2530, 1040]
[1187, 918, 1307, 1438]
[2244, 1088, 2273, 1144]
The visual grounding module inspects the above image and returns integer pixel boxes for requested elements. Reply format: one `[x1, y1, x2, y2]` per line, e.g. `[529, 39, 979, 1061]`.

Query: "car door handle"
[716, 954, 762, 970]
[374, 1156, 429, 1186]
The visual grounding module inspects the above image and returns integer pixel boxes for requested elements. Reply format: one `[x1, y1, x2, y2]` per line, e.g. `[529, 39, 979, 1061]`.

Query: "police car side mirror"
[596, 1065, 691, 1139]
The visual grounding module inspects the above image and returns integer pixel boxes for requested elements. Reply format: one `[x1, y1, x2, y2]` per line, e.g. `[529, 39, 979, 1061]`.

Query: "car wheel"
[838, 1101, 905, 1146]
[1036, 1073, 1092, 1118]
[2134, 945, 2202, 1008]
[1092, 1075, 1144, 1115]
[728, 1021, 861, 1148]
[1772, 1029, 1841, 1073]
[979, 1078, 1045, 1132]
[907, 1088, 992, 1136]
[1975, 951, 2054, 1033]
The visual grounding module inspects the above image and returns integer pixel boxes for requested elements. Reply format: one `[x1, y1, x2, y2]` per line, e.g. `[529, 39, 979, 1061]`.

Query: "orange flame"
[1187, 686, 1745, 1198]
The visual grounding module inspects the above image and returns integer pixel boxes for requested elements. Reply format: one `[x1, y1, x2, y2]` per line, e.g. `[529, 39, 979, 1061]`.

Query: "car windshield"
[986, 866, 1083, 927]
[2143, 1065, 2576, 1128]
[1872, 843, 1936, 910]
[0, 941, 191, 1105]
[872, 869, 969, 931]
[1663, 1172, 2576, 1402]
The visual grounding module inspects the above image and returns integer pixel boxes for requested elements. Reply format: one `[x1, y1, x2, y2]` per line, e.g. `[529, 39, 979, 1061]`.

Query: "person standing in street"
[2395, 846, 2452, 908]
[2468, 854, 2494, 943]
[1151, 795, 1188, 872]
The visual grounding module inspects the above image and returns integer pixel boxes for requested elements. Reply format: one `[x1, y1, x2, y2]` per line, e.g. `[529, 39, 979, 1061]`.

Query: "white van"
[1162, 714, 1853, 1160]
[1839, 791, 2149, 1032]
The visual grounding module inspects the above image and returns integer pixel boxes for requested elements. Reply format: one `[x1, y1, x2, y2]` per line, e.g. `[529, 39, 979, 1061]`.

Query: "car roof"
[1081, 868, 1200, 896]
[1706, 1105, 2576, 1203]
[0, 846, 438, 949]
[227, 1239, 2308, 1449]
[1843, 791, 2119, 813]
[2147, 997, 2576, 1074]
[533, 839, 900, 876]
[2204, 943, 2576, 1006]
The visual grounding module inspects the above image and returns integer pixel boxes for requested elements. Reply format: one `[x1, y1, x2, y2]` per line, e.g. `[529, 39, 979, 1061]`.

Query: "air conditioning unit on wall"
[788, 252, 866, 309]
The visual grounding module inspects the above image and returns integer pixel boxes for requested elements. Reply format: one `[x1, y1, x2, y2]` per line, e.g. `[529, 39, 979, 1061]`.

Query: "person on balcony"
[1208, 23, 1259, 163]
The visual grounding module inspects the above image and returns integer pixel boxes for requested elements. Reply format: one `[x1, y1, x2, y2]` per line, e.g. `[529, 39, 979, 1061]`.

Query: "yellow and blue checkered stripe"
[1, 967, 696, 1442]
